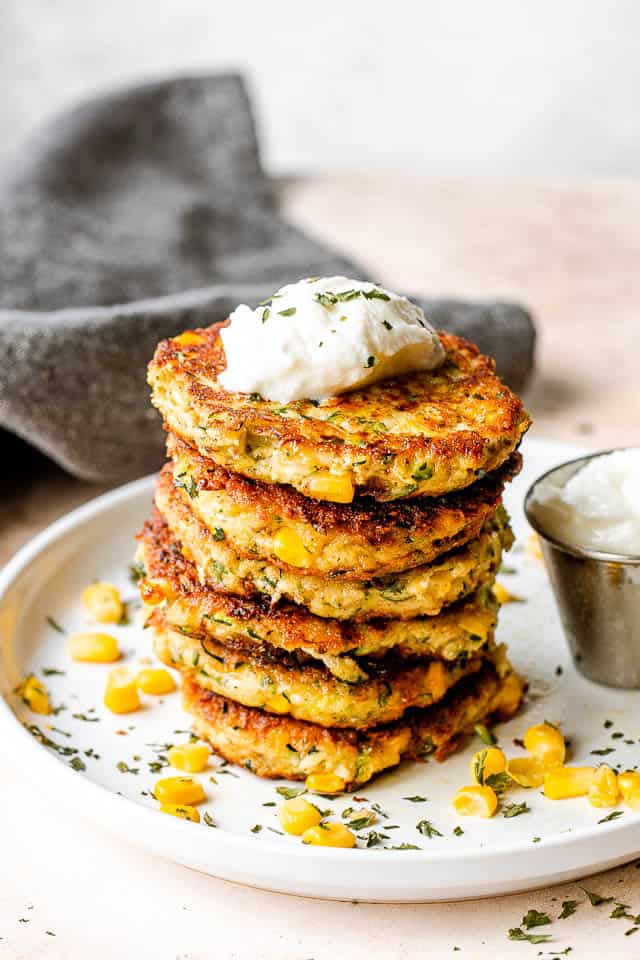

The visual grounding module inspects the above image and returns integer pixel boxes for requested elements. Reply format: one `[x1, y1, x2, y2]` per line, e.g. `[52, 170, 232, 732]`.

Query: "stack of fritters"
[137, 326, 530, 787]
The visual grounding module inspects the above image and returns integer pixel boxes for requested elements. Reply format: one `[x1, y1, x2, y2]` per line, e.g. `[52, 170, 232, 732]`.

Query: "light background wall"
[2, 0, 639, 177]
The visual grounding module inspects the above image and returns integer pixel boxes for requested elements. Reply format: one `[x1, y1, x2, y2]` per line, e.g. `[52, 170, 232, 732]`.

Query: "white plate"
[1, 436, 639, 902]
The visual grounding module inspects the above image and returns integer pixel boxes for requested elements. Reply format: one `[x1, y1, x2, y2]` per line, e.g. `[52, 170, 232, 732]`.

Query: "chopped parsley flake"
[46, 616, 65, 634]
[558, 899, 579, 919]
[276, 786, 305, 800]
[416, 819, 442, 838]
[522, 909, 552, 929]
[508, 928, 552, 944]
[502, 801, 530, 818]
[364, 355, 376, 368]
[278, 307, 297, 317]
[581, 887, 614, 906]
[598, 810, 623, 824]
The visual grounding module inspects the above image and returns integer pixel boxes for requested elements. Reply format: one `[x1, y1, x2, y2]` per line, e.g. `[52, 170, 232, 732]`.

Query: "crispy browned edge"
[181, 661, 524, 783]
[150, 325, 531, 478]
[137, 507, 498, 660]
[169, 430, 521, 545]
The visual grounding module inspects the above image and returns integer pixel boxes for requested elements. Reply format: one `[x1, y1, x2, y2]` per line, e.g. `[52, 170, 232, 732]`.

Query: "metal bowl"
[524, 449, 640, 688]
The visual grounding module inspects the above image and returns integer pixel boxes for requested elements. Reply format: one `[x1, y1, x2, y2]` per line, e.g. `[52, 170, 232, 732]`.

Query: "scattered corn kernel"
[506, 757, 546, 788]
[154, 776, 206, 806]
[17, 674, 51, 715]
[618, 770, 640, 802]
[470, 747, 507, 785]
[492, 582, 523, 605]
[172, 331, 206, 347]
[168, 742, 211, 773]
[301, 822, 356, 847]
[619, 771, 640, 811]
[68, 631, 121, 663]
[279, 797, 322, 835]
[136, 667, 176, 695]
[307, 471, 354, 504]
[265, 694, 291, 715]
[272, 527, 310, 567]
[588, 765, 619, 808]
[104, 666, 141, 714]
[159, 803, 200, 822]
[452, 785, 498, 818]
[543, 765, 596, 800]
[305, 773, 346, 794]
[523, 722, 566, 767]
[82, 581, 124, 623]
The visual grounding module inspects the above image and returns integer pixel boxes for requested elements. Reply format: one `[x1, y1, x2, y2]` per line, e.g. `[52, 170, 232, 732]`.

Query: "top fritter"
[149, 326, 530, 504]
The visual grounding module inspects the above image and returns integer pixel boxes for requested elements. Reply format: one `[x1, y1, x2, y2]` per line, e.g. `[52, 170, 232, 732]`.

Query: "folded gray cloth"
[0, 74, 535, 484]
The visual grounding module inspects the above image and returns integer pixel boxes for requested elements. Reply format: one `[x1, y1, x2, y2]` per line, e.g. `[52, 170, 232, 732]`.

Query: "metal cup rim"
[524, 447, 640, 565]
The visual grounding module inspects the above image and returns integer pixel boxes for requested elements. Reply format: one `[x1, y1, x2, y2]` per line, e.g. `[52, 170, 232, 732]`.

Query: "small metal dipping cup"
[525, 450, 640, 688]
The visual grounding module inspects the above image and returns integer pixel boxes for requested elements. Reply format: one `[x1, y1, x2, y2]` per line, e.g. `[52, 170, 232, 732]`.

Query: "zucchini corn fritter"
[155, 463, 512, 622]
[139, 316, 528, 789]
[149, 327, 530, 503]
[168, 433, 521, 578]
[137, 510, 499, 683]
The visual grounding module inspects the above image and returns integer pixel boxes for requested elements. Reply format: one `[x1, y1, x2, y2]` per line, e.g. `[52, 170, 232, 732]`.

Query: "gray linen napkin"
[0, 74, 535, 484]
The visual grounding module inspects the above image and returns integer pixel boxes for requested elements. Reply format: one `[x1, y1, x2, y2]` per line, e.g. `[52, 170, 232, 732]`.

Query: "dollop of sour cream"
[218, 276, 445, 402]
[531, 449, 640, 556]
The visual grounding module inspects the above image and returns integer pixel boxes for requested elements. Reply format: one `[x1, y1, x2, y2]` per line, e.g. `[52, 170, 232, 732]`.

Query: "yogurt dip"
[218, 276, 445, 402]
[530, 448, 640, 556]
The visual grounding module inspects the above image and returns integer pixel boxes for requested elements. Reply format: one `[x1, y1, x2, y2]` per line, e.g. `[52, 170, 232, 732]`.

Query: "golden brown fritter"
[151, 615, 490, 728]
[155, 464, 513, 620]
[181, 650, 524, 785]
[137, 510, 499, 683]
[149, 325, 530, 502]
[168, 432, 521, 577]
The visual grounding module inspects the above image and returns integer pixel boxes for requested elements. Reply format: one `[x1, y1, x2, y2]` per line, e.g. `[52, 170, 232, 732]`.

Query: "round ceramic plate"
[1, 436, 639, 902]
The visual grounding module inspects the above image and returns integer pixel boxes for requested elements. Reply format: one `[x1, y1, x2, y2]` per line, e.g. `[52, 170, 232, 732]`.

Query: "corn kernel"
[82, 582, 124, 624]
[452, 785, 498, 818]
[140, 580, 166, 606]
[265, 694, 291, 715]
[619, 771, 640, 811]
[136, 667, 176, 695]
[154, 776, 206, 806]
[305, 773, 346, 794]
[168, 742, 211, 773]
[68, 631, 121, 663]
[618, 770, 640, 803]
[457, 612, 491, 639]
[543, 765, 596, 800]
[307, 471, 354, 504]
[272, 527, 310, 567]
[470, 747, 507, 785]
[301, 822, 356, 847]
[492, 582, 523, 605]
[172, 331, 206, 347]
[506, 757, 546, 788]
[159, 803, 200, 822]
[104, 666, 141, 714]
[523, 722, 566, 767]
[17, 674, 51, 715]
[279, 797, 322, 835]
[588, 765, 619, 808]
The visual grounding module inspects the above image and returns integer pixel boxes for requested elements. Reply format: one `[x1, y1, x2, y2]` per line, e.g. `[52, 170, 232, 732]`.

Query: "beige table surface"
[1, 175, 640, 958]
